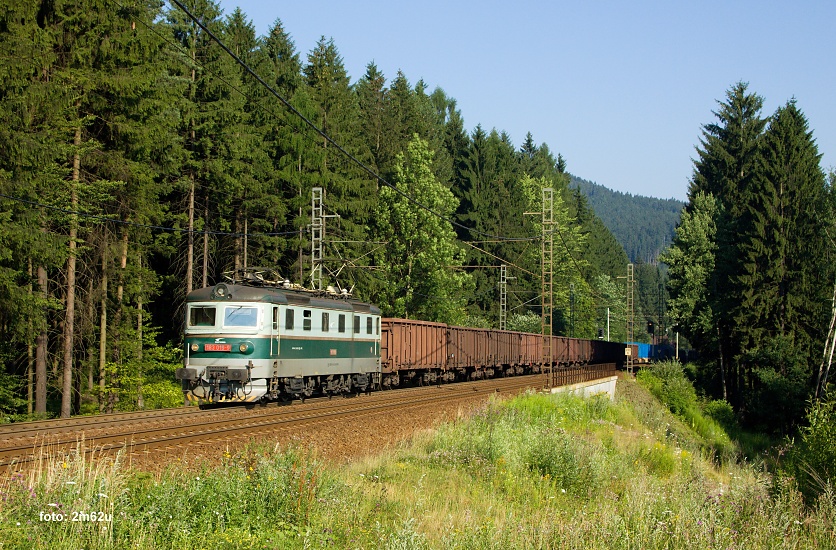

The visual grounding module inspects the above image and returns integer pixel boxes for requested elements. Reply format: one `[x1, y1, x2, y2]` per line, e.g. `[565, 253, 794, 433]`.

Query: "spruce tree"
[303, 37, 375, 296]
[687, 82, 766, 406]
[734, 101, 832, 430]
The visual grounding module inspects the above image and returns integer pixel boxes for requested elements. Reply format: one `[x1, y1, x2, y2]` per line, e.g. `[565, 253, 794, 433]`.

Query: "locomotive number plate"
[204, 343, 232, 352]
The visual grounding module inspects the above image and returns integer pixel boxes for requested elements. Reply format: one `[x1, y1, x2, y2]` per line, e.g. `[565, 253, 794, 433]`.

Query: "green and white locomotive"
[175, 270, 381, 404]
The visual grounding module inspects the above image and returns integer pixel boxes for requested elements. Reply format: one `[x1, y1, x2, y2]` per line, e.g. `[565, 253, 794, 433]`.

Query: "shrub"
[788, 394, 836, 499]
[704, 399, 736, 431]
[522, 427, 594, 495]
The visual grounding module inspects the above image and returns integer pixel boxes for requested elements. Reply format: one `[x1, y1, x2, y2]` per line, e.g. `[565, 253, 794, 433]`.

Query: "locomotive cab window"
[338, 314, 346, 333]
[285, 309, 294, 330]
[303, 309, 312, 331]
[366, 317, 373, 335]
[376, 317, 380, 335]
[322, 312, 330, 332]
[223, 306, 258, 327]
[189, 306, 216, 327]
[272, 307, 279, 331]
[353, 315, 361, 334]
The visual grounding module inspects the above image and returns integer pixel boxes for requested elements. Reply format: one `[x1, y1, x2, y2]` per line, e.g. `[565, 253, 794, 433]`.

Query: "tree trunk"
[35, 264, 48, 414]
[61, 125, 81, 418]
[816, 280, 836, 400]
[186, 49, 196, 297]
[718, 325, 727, 402]
[110, 228, 128, 412]
[86, 276, 95, 393]
[137, 255, 144, 410]
[99, 239, 108, 413]
[298, 156, 303, 284]
[202, 198, 209, 288]
[27, 259, 33, 415]
[187, 174, 195, 296]
[234, 212, 242, 272]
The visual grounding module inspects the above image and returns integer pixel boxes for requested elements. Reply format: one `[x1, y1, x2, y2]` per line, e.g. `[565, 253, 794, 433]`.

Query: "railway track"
[0, 375, 544, 471]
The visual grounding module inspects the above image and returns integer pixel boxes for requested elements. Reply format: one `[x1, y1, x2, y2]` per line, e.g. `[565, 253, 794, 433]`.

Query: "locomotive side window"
[223, 306, 258, 327]
[376, 317, 380, 335]
[338, 314, 346, 333]
[366, 317, 372, 335]
[285, 309, 294, 330]
[189, 306, 216, 327]
[272, 307, 279, 331]
[303, 309, 312, 331]
[322, 312, 330, 332]
[354, 315, 361, 334]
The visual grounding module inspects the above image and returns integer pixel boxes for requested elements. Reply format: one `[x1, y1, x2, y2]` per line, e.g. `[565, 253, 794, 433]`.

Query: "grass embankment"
[1, 369, 834, 549]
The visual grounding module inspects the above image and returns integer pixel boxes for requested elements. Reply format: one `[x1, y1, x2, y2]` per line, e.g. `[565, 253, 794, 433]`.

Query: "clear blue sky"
[214, 0, 834, 201]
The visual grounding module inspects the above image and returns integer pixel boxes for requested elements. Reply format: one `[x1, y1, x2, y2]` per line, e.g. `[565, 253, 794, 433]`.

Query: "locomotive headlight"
[190, 343, 199, 352]
[239, 343, 248, 353]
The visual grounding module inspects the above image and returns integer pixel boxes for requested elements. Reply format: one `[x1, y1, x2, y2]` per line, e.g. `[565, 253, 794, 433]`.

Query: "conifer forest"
[0, 0, 834, 442]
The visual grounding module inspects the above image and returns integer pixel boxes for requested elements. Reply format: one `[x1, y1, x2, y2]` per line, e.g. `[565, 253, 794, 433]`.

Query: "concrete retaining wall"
[550, 375, 618, 400]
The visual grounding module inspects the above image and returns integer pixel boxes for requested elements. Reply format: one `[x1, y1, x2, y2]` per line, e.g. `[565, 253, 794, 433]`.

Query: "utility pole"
[524, 188, 554, 387]
[658, 283, 664, 346]
[607, 307, 610, 341]
[499, 264, 508, 330]
[626, 263, 635, 374]
[541, 188, 554, 387]
[310, 187, 339, 291]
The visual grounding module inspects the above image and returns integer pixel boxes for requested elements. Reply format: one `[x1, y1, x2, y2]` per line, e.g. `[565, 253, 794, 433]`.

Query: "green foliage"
[788, 393, 836, 500]
[703, 399, 736, 431]
[506, 312, 541, 334]
[741, 335, 811, 434]
[660, 192, 718, 352]
[664, 82, 833, 433]
[637, 361, 736, 459]
[375, 135, 472, 323]
[0, 372, 27, 419]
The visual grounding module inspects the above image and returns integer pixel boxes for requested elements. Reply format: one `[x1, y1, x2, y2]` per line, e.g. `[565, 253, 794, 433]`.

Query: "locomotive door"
[271, 306, 280, 357]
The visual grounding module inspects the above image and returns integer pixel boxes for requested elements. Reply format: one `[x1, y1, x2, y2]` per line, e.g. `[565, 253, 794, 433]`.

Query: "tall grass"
[1, 381, 833, 548]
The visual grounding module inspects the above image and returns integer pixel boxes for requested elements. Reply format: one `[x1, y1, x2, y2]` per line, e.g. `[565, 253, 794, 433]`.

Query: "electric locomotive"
[175, 269, 381, 404]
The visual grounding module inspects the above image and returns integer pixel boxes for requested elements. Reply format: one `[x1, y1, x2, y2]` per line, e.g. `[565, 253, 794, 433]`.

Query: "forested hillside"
[0, 1, 631, 417]
[571, 176, 684, 263]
